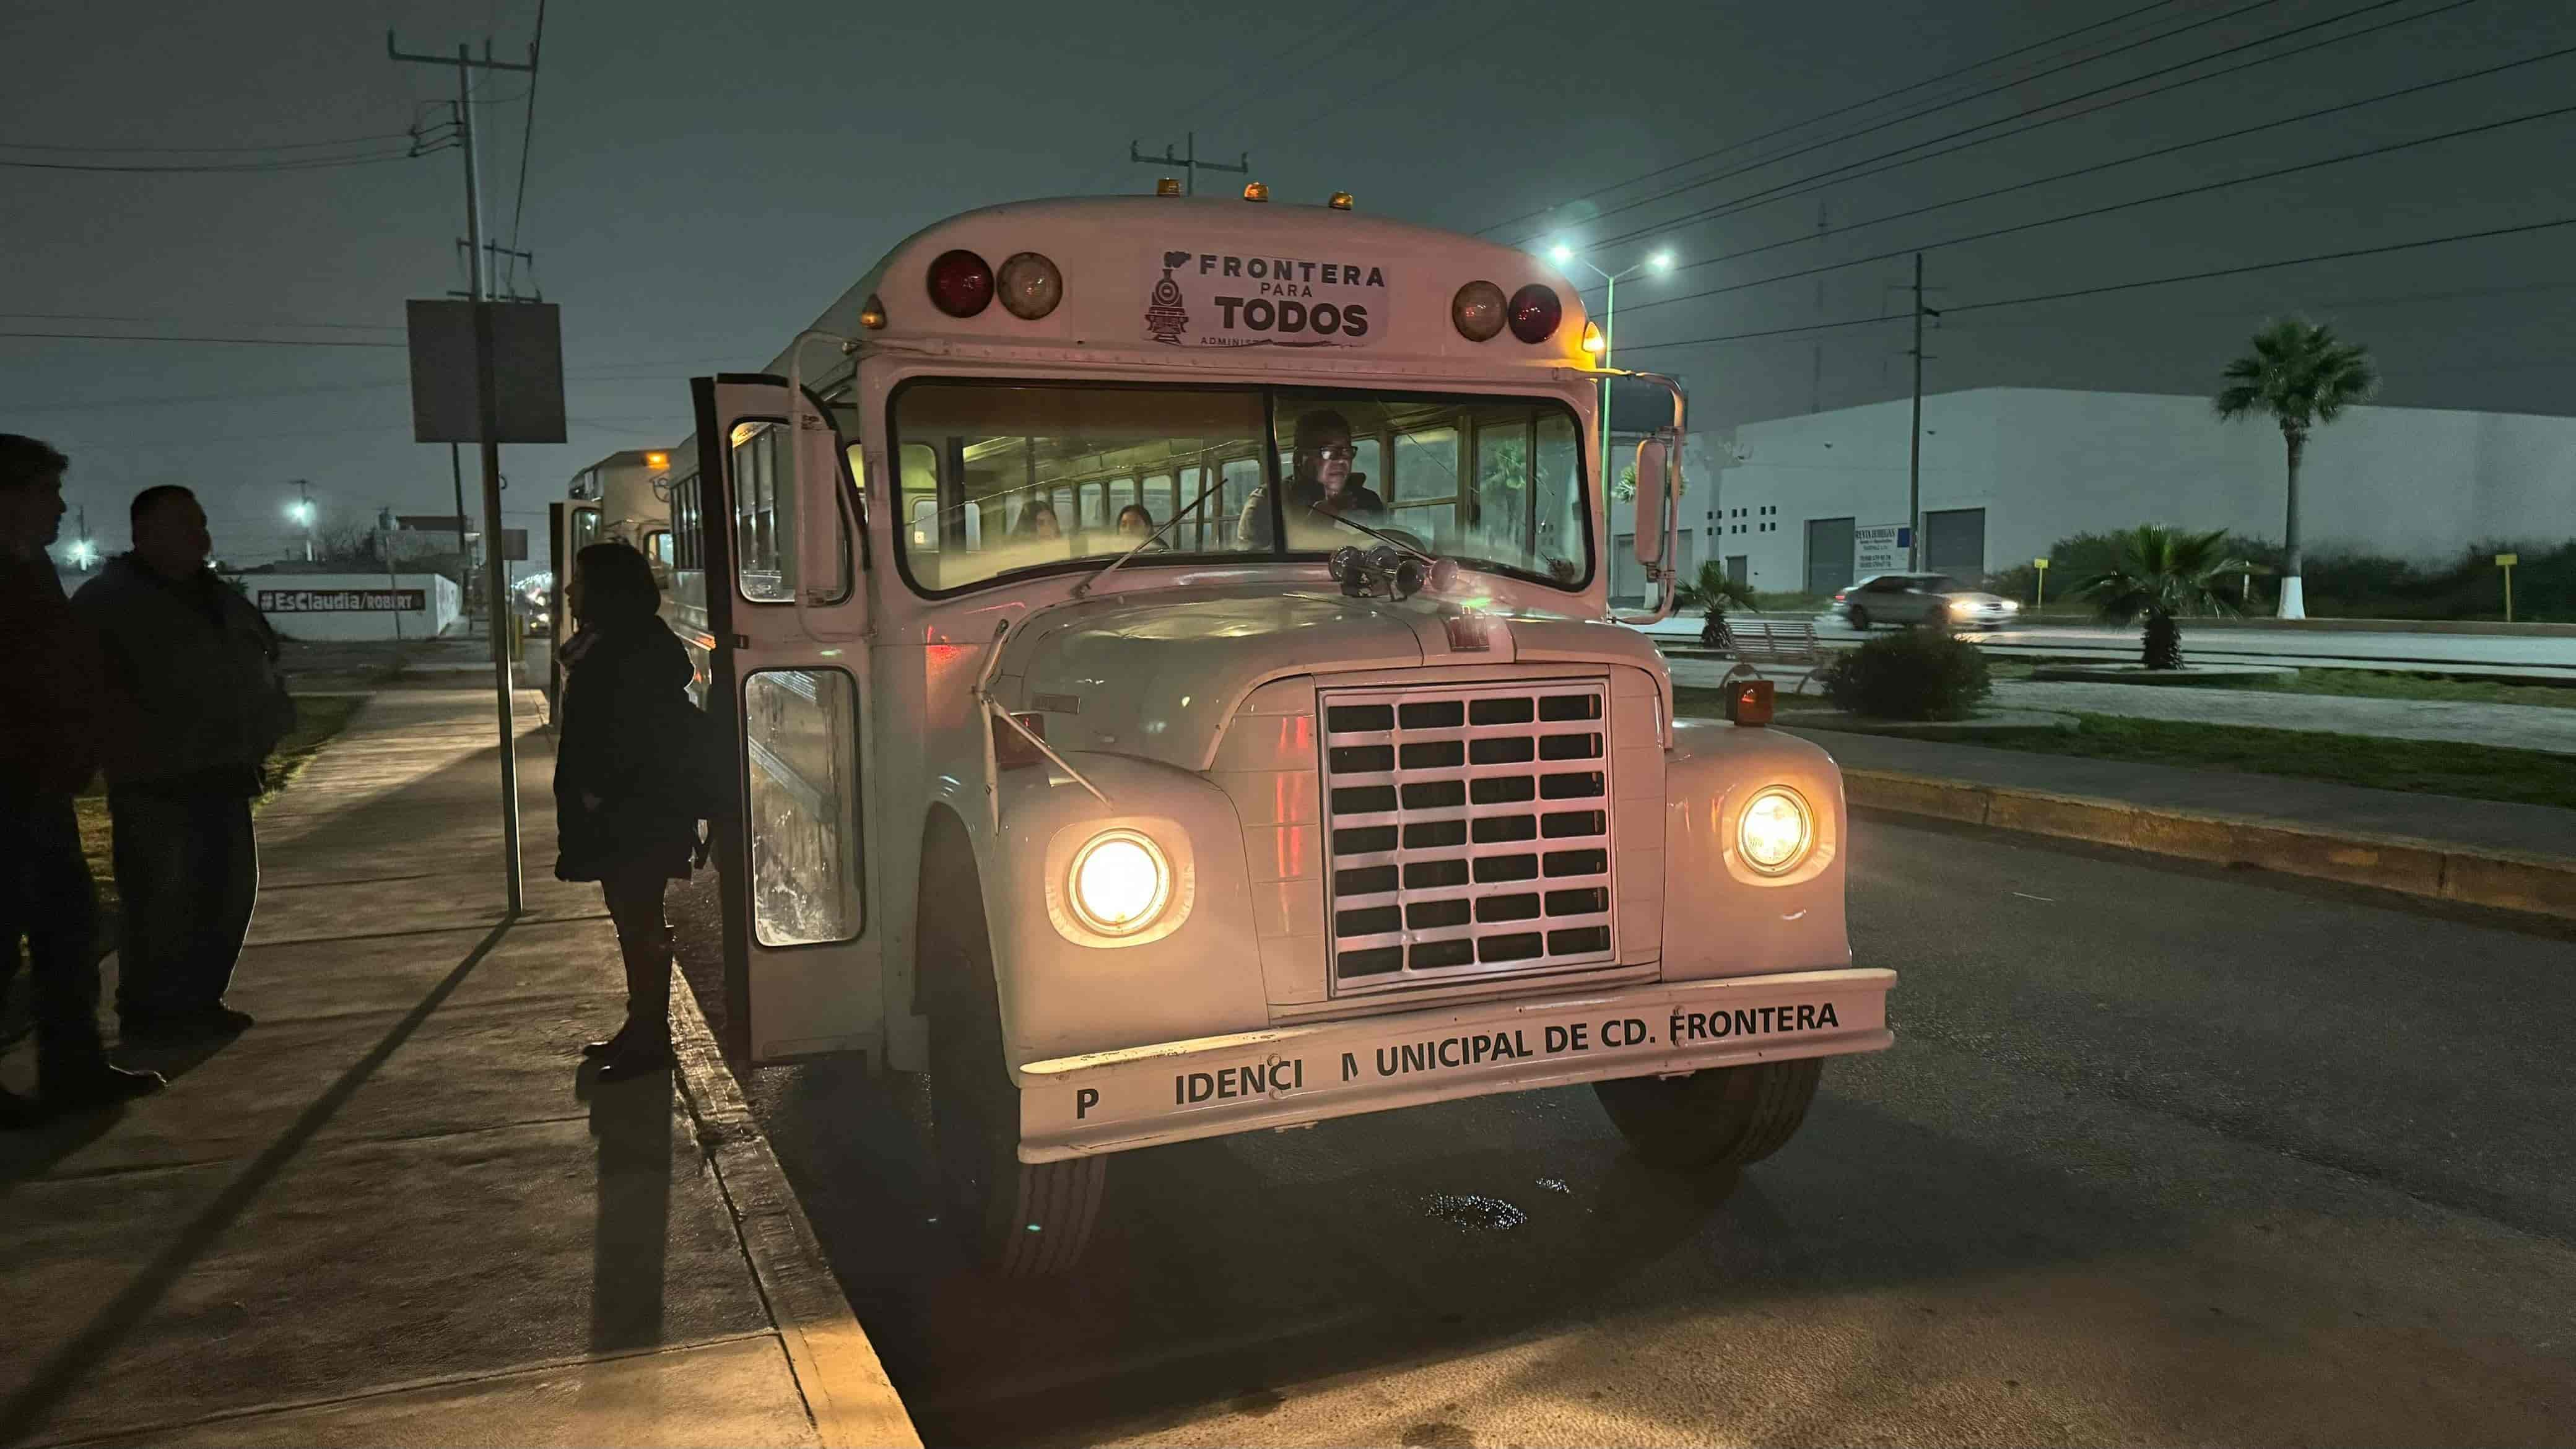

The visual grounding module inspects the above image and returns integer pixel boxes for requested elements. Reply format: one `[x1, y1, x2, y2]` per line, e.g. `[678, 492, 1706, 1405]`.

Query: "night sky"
[6, 0, 2571, 560]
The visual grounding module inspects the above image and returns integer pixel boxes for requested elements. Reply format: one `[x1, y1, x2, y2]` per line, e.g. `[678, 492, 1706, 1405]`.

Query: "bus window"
[889, 383, 1267, 592]
[744, 668, 863, 946]
[1274, 390, 1590, 588]
[728, 422, 852, 604]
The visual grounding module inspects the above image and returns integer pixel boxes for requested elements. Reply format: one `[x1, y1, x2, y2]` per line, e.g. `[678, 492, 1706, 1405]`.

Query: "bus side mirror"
[1631, 434, 1673, 567]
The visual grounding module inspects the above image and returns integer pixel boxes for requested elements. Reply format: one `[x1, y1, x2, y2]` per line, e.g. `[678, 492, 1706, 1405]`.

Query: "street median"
[1843, 768, 2576, 921]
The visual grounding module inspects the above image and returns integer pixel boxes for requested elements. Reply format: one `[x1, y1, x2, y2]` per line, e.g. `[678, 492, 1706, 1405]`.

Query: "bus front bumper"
[1014, 966, 1893, 1162]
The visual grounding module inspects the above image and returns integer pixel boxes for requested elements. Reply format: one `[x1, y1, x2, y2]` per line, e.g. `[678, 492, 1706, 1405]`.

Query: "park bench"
[1721, 617, 1831, 695]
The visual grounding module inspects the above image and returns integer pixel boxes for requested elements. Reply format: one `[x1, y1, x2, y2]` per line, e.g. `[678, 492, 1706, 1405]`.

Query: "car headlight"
[1067, 829, 1171, 935]
[1738, 786, 1814, 876]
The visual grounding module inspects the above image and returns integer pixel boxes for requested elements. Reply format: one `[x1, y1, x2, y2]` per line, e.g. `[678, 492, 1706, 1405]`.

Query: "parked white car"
[1829, 573, 2020, 631]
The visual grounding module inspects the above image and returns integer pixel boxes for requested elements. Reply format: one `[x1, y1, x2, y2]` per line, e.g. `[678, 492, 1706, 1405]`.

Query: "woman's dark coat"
[553, 614, 699, 882]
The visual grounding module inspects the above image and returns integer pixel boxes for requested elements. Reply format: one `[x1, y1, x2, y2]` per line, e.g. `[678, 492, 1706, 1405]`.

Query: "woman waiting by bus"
[555, 541, 699, 1081]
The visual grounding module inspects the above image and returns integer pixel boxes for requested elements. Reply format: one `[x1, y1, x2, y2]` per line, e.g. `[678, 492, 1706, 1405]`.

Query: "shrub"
[1818, 629, 1993, 720]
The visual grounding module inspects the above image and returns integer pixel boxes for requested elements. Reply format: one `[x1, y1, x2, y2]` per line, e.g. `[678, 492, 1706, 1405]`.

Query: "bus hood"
[996, 583, 1667, 773]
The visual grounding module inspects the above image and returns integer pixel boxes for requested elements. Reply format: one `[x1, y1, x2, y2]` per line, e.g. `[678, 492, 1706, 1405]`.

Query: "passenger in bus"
[554, 541, 700, 1082]
[1023, 501, 1063, 540]
[1116, 504, 1156, 541]
[1236, 409, 1385, 549]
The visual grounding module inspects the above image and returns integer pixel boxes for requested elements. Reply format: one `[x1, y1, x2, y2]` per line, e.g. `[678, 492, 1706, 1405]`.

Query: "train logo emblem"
[1145, 250, 1191, 346]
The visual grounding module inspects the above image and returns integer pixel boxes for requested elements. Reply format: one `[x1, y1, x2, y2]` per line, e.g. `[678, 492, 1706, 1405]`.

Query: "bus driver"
[1237, 409, 1385, 549]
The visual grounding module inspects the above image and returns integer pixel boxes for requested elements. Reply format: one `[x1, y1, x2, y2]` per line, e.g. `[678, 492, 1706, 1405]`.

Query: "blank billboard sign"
[406, 300, 567, 444]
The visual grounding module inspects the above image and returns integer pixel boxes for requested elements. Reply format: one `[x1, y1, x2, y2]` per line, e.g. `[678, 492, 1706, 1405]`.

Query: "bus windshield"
[889, 381, 1591, 595]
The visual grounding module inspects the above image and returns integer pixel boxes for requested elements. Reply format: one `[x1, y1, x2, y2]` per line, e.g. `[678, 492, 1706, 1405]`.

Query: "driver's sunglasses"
[1311, 445, 1358, 462]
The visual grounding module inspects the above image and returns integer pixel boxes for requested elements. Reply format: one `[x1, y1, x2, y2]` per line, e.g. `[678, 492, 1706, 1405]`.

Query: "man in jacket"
[1235, 409, 1388, 550]
[0, 436, 163, 1123]
[73, 485, 294, 1044]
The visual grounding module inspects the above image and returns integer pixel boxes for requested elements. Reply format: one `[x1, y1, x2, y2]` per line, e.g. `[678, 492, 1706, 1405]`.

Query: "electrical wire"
[506, 0, 548, 287]
[1, 141, 456, 175]
[1591, 40, 2576, 288]
[1612, 95, 2576, 321]
[0, 312, 404, 331]
[0, 332, 409, 347]
[1476, 0, 2195, 236]
[0, 130, 428, 155]
[1566, 0, 2493, 259]
[1613, 214, 2576, 355]
[1504, 0, 2315, 248]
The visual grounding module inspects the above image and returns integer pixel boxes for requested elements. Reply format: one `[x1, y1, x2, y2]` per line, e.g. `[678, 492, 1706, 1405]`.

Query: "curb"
[1843, 768, 2576, 921]
[668, 972, 922, 1449]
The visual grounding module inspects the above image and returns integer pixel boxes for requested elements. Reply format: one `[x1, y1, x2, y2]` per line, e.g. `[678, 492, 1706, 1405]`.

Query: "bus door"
[684, 374, 881, 1064]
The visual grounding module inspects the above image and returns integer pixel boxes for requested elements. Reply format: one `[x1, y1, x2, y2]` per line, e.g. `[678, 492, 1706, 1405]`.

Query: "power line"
[1599, 40, 2576, 289]
[0, 130, 424, 155]
[1615, 214, 2576, 354]
[1551, 0, 2465, 257]
[1614, 95, 2576, 321]
[0, 146, 451, 175]
[506, 0, 548, 279]
[1508, 0, 2315, 249]
[1476, 0, 2194, 236]
[0, 331, 407, 347]
[0, 311, 404, 331]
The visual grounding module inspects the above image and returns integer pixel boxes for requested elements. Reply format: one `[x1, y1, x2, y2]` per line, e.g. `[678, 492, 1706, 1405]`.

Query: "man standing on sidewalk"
[0, 436, 163, 1123]
[73, 485, 294, 1045]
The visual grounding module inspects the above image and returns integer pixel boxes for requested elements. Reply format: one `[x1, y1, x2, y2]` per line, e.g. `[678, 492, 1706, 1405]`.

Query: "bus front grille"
[1317, 679, 1617, 993]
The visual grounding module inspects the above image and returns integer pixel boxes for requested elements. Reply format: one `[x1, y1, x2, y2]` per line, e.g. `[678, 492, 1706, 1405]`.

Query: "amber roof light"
[1242, 181, 1270, 202]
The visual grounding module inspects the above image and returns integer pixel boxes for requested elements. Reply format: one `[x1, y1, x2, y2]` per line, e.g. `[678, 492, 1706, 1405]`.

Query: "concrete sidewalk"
[1800, 729, 2576, 919]
[0, 689, 913, 1448]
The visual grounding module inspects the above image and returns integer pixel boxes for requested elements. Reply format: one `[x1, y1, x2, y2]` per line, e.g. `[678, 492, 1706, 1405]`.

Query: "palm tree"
[2214, 318, 2377, 619]
[1675, 559, 1759, 650]
[2077, 525, 2247, 670]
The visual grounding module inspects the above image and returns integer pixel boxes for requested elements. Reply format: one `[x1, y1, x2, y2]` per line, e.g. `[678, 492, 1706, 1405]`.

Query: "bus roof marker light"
[1242, 181, 1269, 202]
[1507, 283, 1562, 344]
[644, 451, 668, 469]
[858, 294, 887, 329]
[1582, 321, 1605, 356]
[1155, 176, 1182, 196]
[1328, 191, 1354, 211]
[997, 253, 1064, 320]
[926, 250, 994, 318]
[1451, 281, 1506, 342]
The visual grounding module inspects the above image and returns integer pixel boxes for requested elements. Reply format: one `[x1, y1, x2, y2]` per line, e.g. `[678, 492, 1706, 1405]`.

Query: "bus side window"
[729, 421, 853, 604]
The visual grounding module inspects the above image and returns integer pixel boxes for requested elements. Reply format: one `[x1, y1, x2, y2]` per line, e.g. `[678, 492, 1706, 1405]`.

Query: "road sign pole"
[2497, 552, 2519, 622]
[2033, 556, 2048, 609]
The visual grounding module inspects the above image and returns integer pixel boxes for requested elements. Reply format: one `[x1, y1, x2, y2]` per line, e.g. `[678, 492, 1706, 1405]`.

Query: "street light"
[1545, 242, 1677, 497]
[288, 479, 315, 562]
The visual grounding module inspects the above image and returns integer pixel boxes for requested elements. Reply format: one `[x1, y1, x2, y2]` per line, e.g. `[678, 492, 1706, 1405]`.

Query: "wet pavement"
[675, 816, 2576, 1446]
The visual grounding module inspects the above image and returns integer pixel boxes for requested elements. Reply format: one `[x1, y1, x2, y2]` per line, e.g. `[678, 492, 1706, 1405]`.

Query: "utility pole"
[1905, 253, 1942, 573]
[1127, 133, 1249, 195]
[391, 28, 537, 915]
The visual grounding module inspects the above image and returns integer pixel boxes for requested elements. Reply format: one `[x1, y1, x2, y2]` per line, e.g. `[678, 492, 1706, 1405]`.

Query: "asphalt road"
[683, 818, 2576, 1447]
[1642, 616, 2576, 681]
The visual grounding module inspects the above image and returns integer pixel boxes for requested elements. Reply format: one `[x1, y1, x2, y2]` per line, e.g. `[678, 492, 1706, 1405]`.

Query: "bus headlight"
[1738, 787, 1813, 875]
[1068, 829, 1171, 935]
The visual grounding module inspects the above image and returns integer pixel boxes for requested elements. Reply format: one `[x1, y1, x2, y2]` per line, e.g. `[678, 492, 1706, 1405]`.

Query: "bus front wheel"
[1591, 1056, 1822, 1173]
[923, 895, 1106, 1277]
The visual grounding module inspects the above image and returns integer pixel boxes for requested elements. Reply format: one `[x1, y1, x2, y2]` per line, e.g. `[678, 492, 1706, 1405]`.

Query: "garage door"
[1804, 516, 1855, 596]
[1925, 508, 1986, 581]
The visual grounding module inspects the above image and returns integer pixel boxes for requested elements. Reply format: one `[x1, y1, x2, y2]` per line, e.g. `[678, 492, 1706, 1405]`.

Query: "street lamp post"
[1548, 244, 1673, 500]
[288, 480, 315, 563]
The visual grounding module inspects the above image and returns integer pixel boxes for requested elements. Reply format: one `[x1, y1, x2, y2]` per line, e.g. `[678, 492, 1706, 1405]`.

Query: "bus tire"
[1591, 1056, 1822, 1172]
[921, 857, 1106, 1277]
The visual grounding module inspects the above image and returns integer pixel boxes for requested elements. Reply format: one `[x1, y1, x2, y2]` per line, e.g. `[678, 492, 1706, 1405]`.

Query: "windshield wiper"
[1072, 464, 1233, 598]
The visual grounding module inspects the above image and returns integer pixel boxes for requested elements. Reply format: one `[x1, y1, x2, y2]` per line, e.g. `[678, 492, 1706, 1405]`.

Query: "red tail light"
[1507, 283, 1561, 344]
[1832, 591, 1847, 602]
[927, 249, 994, 318]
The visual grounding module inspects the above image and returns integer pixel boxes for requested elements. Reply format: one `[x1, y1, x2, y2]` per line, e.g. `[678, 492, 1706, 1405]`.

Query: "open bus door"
[682, 373, 882, 1063]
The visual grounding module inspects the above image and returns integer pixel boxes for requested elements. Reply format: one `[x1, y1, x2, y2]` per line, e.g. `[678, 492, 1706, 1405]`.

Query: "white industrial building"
[1681, 387, 2576, 599]
[244, 573, 461, 640]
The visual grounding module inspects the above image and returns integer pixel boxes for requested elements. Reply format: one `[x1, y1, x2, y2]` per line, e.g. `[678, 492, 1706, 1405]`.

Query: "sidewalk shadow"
[0, 918, 513, 1447]
[577, 1065, 672, 1354]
